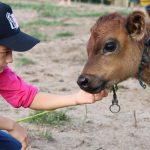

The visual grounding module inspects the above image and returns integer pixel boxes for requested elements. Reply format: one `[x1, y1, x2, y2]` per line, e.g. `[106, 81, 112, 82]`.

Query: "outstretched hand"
[75, 90, 108, 105]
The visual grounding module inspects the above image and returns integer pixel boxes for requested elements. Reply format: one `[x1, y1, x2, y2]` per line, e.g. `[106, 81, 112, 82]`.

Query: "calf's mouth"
[77, 74, 108, 94]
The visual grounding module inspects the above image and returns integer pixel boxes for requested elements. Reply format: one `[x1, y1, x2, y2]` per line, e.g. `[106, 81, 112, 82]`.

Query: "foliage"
[28, 110, 70, 125]
[16, 57, 35, 66]
[2, 1, 107, 18]
[21, 19, 73, 27]
[40, 130, 54, 141]
[29, 28, 48, 41]
[55, 32, 74, 38]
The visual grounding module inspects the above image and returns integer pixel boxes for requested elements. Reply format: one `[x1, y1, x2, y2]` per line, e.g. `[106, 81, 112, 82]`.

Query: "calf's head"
[77, 11, 146, 94]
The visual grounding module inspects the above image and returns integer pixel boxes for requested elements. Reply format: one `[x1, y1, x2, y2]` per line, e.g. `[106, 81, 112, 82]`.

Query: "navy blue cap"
[0, 2, 40, 52]
[145, 4, 150, 11]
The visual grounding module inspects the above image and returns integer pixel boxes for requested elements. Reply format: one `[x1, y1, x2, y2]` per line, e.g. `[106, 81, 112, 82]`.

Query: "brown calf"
[77, 11, 150, 94]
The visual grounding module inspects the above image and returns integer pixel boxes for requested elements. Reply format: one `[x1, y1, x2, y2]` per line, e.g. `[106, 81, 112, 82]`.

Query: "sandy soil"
[1, 1, 150, 150]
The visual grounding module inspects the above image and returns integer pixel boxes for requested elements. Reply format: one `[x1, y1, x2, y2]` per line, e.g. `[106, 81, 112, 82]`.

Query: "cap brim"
[0, 31, 40, 52]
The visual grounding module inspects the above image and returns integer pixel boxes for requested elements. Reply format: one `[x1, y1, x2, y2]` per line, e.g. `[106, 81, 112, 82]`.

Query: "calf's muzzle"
[77, 74, 107, 94]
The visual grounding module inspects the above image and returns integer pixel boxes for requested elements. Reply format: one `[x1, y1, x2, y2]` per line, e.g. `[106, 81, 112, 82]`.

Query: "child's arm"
[0, 116, 28, 150]
[0, 67, 108, 109]
[29, 90, 108, 110]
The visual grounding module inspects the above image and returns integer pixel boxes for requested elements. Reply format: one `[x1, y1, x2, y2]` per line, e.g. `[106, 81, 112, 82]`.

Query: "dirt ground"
[1, 1, 150, 150]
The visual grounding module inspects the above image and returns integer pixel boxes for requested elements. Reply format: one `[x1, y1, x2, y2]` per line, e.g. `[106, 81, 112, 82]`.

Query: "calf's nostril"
[77, 76, 89, 87]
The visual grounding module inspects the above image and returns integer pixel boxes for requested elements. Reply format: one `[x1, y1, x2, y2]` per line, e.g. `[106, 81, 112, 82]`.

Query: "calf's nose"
[77, 75, 90, 89]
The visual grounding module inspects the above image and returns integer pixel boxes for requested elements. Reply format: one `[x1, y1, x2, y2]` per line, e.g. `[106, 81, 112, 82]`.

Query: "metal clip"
[109, 85, 121, 113]
[109, 98, 121, 113]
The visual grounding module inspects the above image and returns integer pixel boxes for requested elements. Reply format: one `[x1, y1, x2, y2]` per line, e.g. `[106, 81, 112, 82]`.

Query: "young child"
[145, 4, 150, 17]
[0, 2, 108, 150]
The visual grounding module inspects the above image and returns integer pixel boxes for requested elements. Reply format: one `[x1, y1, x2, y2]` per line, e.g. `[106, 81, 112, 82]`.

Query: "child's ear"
[126, 11, 145, 41]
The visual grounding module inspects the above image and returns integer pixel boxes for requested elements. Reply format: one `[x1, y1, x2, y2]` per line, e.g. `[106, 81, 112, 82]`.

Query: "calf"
[77, 11, 150, 94]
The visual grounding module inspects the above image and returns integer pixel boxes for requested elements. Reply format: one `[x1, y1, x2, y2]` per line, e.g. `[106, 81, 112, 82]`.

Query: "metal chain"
[109, 85, 120, 113]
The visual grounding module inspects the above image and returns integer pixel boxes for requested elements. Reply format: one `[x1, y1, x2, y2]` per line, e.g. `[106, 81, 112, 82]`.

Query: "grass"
[21, 19, 72, 27]
[55, 31, 74, 38]
[40, 130, 54, 141]
[2, 1, 109, 18]
[75, 11, 109, 17]
[22, 27, 48, 41]
[119, 9, 132, 16]
[39, 4, 108, 18]
[21, 19, 76, 29]
[28, 110, 70, 125]
[2, 0, 131, 19]
[29, 29, 48, 41]
[16, 57, 35, 66]
[1, 1, 39, 10]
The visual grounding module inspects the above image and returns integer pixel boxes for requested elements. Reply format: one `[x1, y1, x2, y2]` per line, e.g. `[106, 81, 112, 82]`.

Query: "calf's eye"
[103, 41, 117, 53]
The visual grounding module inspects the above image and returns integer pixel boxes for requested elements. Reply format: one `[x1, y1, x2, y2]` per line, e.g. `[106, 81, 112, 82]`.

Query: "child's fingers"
[94, 92, 103, 101]
[94, 90, 108, 101]
[21, 142, 26, 150]
[21, 135, 29, 150]
[103, 90, 108, 97]
[100, 90, 108, 97]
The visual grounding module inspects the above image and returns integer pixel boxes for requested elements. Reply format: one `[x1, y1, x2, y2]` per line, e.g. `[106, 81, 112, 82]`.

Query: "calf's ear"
[126, 11, 145, 41]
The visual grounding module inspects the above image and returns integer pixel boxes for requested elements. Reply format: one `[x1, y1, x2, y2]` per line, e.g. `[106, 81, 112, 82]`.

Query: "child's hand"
[75, 90, 108, 105]
[8, 122, 29, 150]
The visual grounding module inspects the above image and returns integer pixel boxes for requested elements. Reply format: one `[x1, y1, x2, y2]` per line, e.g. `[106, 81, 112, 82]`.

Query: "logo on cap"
[6, 12, 19, 29]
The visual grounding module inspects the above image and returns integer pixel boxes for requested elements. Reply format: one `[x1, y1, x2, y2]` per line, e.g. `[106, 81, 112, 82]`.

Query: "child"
[0, 2, 108, 150]
[145, 4, 150, 17]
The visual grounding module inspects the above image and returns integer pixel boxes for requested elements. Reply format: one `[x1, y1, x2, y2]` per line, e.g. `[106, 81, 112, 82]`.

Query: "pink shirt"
[0, 66, 38, 108]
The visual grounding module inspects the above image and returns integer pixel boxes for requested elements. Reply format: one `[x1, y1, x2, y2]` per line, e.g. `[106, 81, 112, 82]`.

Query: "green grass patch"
[55, 31, 74, 38]
[119, 9, 132, 16]
[3, 1, 107, 18]
[22, 27, 48, 41]
[39, 4, 107, 18]
[28, 110, 70, 125]
[16, 57, 35, 66]
[40, 130, 54, 141]
[21, 19, 74, 27]
[2, 1, 128, 19]
[1, 1, 39, 10]
[30, 29, 48, 41]
[75, 11, 108, 17]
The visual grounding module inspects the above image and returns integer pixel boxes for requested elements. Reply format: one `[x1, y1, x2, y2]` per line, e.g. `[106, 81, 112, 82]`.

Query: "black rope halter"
[138, 37, 150, 88]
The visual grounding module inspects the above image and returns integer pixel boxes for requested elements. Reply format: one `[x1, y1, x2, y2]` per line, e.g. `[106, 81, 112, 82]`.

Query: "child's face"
[0, 45, 13, 73]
